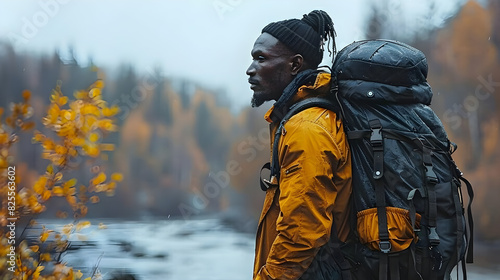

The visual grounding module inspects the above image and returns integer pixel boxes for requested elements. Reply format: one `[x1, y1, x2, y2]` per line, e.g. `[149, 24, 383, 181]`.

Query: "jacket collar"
[264, 72, 332, 123]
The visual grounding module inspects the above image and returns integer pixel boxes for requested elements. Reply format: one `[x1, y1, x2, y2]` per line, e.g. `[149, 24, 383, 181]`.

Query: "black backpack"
[267, 39, 474, 280]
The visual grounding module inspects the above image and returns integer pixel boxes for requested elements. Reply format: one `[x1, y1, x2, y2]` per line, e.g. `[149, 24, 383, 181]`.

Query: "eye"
[253, 55, 265, 62]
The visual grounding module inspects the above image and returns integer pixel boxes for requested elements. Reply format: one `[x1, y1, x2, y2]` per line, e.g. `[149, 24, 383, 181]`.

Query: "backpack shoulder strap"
[268, 97, 338, 183]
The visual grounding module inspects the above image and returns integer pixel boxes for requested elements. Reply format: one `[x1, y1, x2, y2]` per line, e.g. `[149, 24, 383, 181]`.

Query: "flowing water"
[26, 218, 500, 280]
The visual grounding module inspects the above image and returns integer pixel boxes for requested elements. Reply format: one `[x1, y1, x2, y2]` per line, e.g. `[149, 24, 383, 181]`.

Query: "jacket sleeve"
[255, 118, 349, 280]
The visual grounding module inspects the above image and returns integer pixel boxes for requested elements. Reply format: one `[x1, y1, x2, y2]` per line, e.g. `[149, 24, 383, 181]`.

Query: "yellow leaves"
[21, 121, 34, 130]
[5, 115, 15, 128]
[74, 90, 88, 99]
[52, 186, 64, 196]
[102, 105, 120, 117]
[89, 132, 99, 142]
[58, 96, 69, 106]
[0, 82, 121, 280]
[0, 133, 8, 144]
[51, 88, 68, 107]
[72, 137, 85, 146]
[46, 103, 61, 124]
[89, 88, 101, 99]
[63, 178, 77, 189]
[61, 110, 75, 121]
[84, 144, 100, 157]
[81, 104, 100, 116]
[33, 265, 45, 278]
[34, 177, 48, 195]
[98, 119, 117, 131]
[80, 205, 88, 216]
[67, 268, 75, 280]
[94, 80, 105, 89]
[62, 224, 73, 237]
[22, 90, 31, 101]
[40, 231, 50, 243]
[66, 195, 77, 208]
[33, 131, 45, 143]
[92, 172, 106, 185]
[75, 270, 83, 279]
[28, 194, 40, 210]
[76, 221, 91, 231]
[83, 115, 98, 131]
[40, 253, 51, 262]
[33, 203, 45, 213]
[55, 144, 68, 155]
[42, 139, 55, 150]
[42, 189, 51, 201]
[46, 164, 54, 174]
[54, 172, 63, 182]
[100, 143, 114, 151]
[63, 183, 76, 196]
[111, 173, 123, 182]
[30, 245, 39, 253]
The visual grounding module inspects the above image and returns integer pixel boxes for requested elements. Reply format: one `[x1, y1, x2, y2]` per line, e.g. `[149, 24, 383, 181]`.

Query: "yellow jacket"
[253, 72, 352, 280]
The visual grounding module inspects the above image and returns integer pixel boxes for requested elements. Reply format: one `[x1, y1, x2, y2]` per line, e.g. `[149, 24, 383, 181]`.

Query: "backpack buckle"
[379, 240, 391, 253]
[424, 165, 438, 185]
[370, 128, 383, 147]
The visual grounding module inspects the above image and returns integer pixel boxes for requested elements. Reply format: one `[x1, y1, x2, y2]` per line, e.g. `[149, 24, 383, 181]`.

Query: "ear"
[290, 54, 304, 75]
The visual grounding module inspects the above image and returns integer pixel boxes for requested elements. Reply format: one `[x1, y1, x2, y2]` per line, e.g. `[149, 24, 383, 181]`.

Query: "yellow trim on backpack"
[357, 207, 421, 252]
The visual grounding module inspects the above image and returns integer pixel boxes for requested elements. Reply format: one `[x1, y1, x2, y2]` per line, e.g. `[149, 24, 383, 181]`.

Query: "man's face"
[246, 33, 295, 107]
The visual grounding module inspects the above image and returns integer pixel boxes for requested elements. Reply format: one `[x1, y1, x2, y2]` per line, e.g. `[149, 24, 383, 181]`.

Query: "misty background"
[1, 0, 499, 278]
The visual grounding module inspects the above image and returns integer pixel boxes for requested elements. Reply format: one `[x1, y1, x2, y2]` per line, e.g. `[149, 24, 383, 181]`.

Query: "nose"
[246, 61, 256, 76]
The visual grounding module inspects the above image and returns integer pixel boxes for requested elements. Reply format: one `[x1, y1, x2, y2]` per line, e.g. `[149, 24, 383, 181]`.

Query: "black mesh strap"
[451, 178, 465, 278]
[460, 176, 474, 263]
[270, 97, 338, 181]
[422, 146, 440, 248]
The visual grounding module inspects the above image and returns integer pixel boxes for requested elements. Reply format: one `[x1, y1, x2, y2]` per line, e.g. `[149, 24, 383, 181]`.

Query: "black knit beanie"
[262, 10, 336, 68]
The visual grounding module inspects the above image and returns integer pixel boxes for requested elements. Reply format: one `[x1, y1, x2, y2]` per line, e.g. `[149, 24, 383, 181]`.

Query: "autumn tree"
[0, 80, 122, 280]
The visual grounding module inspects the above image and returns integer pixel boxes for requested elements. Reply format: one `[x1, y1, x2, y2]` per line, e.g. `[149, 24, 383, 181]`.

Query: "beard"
[251, 92, 267, 108]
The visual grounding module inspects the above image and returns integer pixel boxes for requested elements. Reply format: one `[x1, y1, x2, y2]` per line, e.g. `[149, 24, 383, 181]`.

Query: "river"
[29, 218, 500, 280]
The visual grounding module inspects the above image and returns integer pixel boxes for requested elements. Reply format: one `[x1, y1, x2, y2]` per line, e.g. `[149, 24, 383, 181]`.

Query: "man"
[246, 10, 352, 280]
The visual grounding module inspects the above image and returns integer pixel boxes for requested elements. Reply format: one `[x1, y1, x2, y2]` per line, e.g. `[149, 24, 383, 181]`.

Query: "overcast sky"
[0, 0, 465, 111]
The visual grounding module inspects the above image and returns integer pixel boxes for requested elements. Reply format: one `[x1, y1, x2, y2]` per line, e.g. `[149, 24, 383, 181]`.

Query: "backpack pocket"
[357, 207, 421, 252]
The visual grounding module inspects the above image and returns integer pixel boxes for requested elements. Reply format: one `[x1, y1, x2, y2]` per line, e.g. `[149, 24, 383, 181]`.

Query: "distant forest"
[1, 0, 499, 240]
